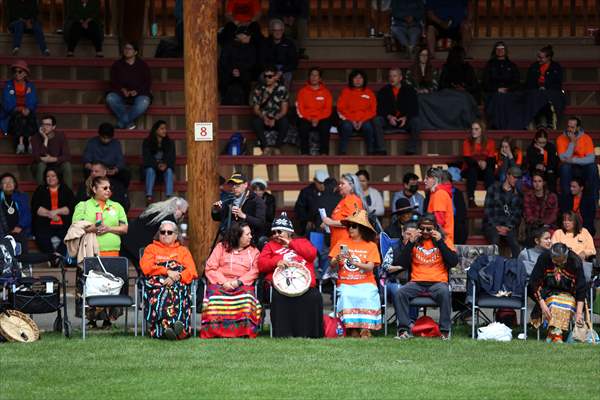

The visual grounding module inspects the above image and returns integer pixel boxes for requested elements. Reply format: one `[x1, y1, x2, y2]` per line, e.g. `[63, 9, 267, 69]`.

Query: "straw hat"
[342, 208, 375, 233]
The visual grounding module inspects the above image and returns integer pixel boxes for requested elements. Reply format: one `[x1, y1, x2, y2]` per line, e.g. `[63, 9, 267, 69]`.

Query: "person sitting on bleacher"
[251, 65, 290, 155]
[7, 0, 50, 56]
[82, 123, 131, 189]
[219, 25, 258, 105]
[551, 210, 596, 263]
[295, 67, 333, 155]
[483, 166, 523, 258]
[425, 167, 454, 246]
[142, 120, 176, 205]
[524, 45, 565, 130]
[523, 128, 559, 193]
[0, 173, 31, 253]
[425, 0, 471, 59]
[561, 177, 597, 237]
[1, 60, 38, 155]
[219, 0, 262, 46]
[523, 171, 559, 234]
[30, 115, 73, 189]
[389, 0, 424, 59]
[462, 120, 496, 208]
[336, 69, 379, 155]
[556, 116, 599, 235]
[518, 224, 552, 275]
[405, 47, 439, 94]
[258, 18, 298, 89]
[31, 166, 75, 256]
[482, 41, 522, 130]
[63, 0, 104, 58]
[391, 172, 424, 215]
[393, 213, 457, 340]
[375, 68, 419, 155]
[496, 136, 523, 183]
[268, 0, 310, 60]
[105, 42, 152, 130]
[76, 161, 130, 213]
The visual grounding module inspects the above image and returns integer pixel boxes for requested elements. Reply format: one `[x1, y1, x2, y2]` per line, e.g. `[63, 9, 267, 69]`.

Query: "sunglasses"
[419, 227, 434, 232]
[101, 186, 111, 191]
[14, 69, 26, 74]
[348, 223, 359, 229]
[264, 74, 276, 79]
[160, 230, 175, 236]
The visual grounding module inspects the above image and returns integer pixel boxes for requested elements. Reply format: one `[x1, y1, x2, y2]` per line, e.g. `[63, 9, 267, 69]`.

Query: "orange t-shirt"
[336, 87, 377, 123]
[49, 188, 63, 226]
[329, 238, 380, 286]
[226, 0, 261, 23]
[538, 63, 550, 86]
[296, 83, 333, 121]
[573, 195, 581, 213]
[330, 194, 363, 248]
[556, 132, 595, 160]
[427, 185, 455, 247]
[462, 139, 497, 161]
[14, 80, 26, 109]
[410, 239, 449, 283]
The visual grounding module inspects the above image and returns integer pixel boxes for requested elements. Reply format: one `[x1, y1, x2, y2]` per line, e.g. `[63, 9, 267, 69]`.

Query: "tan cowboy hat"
[342, 209, 376, 233]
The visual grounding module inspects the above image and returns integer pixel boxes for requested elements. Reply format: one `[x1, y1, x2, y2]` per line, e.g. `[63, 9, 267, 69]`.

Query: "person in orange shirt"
[425, 167, 455, 247]
[563, 177, 596, 236]
[321, 173, 364, 249]
[295, 67, 333, 155]
[140, 220, 198, 340]
[393, 213, 458, 340]
[462, 120, 496, 207]
[329, 209, 382, 338]
[496, 136, 523, 182]
[556, 116, 598, 235]
[336, 69, 378, 155]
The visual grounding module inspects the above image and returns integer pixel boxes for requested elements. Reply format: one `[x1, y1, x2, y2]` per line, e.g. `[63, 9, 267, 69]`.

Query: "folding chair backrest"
[379, 232, 400, 261]
[83, 257, 130, 295]
[452, 244, 499, 293]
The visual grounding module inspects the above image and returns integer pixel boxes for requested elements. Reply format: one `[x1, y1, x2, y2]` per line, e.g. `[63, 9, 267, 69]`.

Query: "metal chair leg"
[471, 285, 476, 339]
[82, 297, 86, 340]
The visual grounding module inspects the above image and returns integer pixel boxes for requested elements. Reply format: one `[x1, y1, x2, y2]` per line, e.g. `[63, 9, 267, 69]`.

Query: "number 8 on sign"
[194, 122, 213, 141]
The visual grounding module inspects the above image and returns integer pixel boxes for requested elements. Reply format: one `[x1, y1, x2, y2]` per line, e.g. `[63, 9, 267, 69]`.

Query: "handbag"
[569, 300, 598, 344]
[411, 316, 441, 337]
[84, 257, 124, 296]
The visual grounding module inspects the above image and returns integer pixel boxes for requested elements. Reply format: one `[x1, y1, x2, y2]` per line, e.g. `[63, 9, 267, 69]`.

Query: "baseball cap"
[227, 173, 247, 184]
[314, 170, 329, 183]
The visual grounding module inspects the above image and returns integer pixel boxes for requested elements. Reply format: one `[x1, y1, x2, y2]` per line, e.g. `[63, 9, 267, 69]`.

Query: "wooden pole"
[184, 0, 218, 275]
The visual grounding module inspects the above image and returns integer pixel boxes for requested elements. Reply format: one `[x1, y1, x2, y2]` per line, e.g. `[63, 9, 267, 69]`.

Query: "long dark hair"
[410, 47, 434, 86]
[147, 120, 171, 154]
[468, 119, 488, 148]
[357, 225, 376, 243]
[222, 222, 251, 252]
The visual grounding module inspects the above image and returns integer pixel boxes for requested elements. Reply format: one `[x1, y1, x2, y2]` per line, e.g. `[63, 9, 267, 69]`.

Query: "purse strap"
[95, 256, 109, 274]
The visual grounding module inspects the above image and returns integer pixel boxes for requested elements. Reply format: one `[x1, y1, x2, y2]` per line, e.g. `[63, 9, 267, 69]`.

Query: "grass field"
[1, 329, 599, 400]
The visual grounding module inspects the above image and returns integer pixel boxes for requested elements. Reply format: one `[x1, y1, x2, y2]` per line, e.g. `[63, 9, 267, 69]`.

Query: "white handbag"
[84, 257, 124, 296]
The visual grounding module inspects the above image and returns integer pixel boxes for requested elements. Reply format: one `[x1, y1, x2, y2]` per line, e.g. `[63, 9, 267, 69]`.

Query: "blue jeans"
[390, 18, 421, 48]
[338, 119, 376, 154]
[386, 281, 418, 328]
[9, 20, 48, 52]
[105, 93, 151, 128]
[145, 167, 174, 197]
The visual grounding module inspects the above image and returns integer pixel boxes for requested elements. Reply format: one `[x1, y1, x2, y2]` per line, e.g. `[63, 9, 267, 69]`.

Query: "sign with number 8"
[194, 122, 213, 141]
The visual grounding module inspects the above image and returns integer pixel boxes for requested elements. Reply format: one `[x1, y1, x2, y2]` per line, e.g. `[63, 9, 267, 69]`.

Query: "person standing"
[425, 167, 454, 246]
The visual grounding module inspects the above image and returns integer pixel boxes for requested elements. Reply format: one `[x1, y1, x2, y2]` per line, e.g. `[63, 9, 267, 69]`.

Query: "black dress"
[271, 287, 324, 338]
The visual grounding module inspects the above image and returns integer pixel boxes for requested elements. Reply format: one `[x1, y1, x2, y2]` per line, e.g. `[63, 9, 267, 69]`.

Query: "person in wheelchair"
[258, 212, 323, 338]
[202, 222, 261, 338]
[393, 213, 458, 340]
[530, 242, 585, 343]
[139, 220, 197, 340]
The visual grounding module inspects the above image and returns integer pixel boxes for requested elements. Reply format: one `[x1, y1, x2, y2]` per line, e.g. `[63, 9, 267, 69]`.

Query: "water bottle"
[180, 223, 188, 240]
[335, 321, 344, 337]
[151, 22, 158, 37]
[50, 236, 61, 251]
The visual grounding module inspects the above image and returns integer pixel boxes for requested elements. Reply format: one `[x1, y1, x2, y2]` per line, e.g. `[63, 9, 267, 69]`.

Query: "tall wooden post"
[184, 0, 219, 274]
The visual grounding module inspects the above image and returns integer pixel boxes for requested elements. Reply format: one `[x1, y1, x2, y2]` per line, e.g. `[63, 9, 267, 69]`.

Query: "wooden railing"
[1, 0, 598, 38]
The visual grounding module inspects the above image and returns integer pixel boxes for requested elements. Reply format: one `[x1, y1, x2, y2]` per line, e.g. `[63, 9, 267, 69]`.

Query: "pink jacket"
[204, 242, 259, 285]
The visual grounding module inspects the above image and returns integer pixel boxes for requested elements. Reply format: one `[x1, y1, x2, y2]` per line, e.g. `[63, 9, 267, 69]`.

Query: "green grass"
[1, 329, 599, 400]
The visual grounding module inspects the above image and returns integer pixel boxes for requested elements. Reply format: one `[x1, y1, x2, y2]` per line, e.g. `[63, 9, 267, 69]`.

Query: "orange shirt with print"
[410, 239, 449, 283]
[556, 133, 595, 160]
[329, 238, 380, 286]
[330, 194, 363, 248]
[336, 87, 377, 123]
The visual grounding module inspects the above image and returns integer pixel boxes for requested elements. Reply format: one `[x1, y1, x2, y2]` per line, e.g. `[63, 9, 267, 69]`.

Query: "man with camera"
[392, 213, 458, 340]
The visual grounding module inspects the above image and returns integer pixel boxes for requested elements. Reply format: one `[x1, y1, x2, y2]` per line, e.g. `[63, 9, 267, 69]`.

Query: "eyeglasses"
[264, 74, 275, 79]
[101, 186, 111, 191]
[348, 223, 359, 229]
[160, 230, 175, 236]
[419, 227, 434, 232]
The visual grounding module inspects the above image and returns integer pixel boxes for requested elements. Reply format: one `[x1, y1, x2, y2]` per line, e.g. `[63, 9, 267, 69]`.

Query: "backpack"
[222, 132, 247, 156]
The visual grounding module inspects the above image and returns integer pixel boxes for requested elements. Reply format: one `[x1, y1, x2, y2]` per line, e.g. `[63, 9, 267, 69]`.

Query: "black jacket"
[212, 191, 266, 238]
[523, 141, 559, 176]
[467, 255, 528, 299]
[30, 184, 76, 235]
[393, 238, 458, 282]
[530, 249, 586, 302]
[219, 40, 258, 81]
[439, 62, 480, 101]
[526, 61, 563, 91]
[142, 136, 176, 170]
[376, 84, 419, 120]
[258, 36, 298, 73]
[482, 58, 521, 93]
